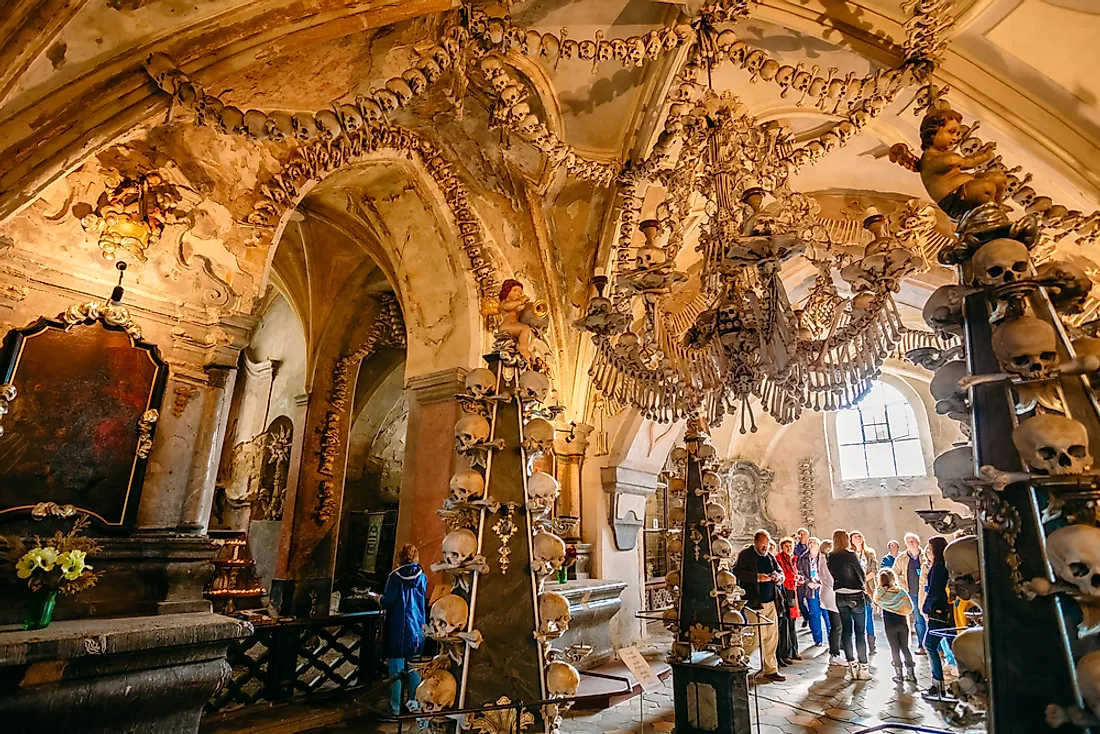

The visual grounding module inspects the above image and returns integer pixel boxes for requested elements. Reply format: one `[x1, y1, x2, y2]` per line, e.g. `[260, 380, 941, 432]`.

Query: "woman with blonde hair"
[849, 531, 878, 654]
[873, 568, 917, 684]
[827, 530, 871, 680]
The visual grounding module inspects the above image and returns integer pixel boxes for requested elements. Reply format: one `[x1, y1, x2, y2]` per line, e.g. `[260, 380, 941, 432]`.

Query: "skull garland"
[439, 528, 478, 568]
[1013, 414, 1092, 475]
[991, 316, 1059, 379]
[971, 238, 1030, 288]
[538, 591, 572, 638]
[944, 535, 982, 601]
[414, 670, 457, 715]
[532, 530, 567, 577]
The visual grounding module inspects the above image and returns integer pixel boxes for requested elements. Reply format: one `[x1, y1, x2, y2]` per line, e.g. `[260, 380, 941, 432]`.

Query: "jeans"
[805, 591, 825, 645]
[865, 600, 876, 647]
[826, 610, 842, 657]
[924, 618, 956, 682]
[909, 592, 927, 644]
[388, 657, 421, 715]
[837, 594, 868, 664]
[883, 611, 914, 667]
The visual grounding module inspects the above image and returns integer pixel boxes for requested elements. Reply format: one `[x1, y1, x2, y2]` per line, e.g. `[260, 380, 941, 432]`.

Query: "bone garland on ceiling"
[573, 0, 957, 430]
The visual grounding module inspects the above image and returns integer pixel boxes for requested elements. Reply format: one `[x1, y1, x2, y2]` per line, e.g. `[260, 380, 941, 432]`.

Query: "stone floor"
[308, 627, 983, 734]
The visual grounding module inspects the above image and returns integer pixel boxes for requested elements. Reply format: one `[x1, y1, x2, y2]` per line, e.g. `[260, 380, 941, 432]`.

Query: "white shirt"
[817, 553, 837, 613]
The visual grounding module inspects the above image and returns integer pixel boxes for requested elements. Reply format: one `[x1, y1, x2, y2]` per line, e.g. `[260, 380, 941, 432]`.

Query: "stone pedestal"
[672, 654, 751, 734]
[554, 578, 627, 669]
[394, 368, 466, 586]
[0, 612, 250, 733]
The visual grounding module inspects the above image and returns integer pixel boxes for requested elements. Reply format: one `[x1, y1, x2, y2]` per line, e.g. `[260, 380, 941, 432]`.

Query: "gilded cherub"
[484, 279, 547, 362]
[889, 106, 1006, 219]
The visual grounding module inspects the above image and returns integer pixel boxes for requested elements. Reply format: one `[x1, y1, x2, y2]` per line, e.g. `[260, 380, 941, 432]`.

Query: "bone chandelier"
[575, 7, 946, 431]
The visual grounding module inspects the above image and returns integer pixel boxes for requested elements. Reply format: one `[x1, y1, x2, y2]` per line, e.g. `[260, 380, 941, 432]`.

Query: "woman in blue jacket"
[382, 543, 428, 715]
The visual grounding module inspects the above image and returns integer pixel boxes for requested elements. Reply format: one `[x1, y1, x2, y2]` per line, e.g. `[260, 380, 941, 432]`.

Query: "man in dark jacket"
[733, 530, 784, 682]
[382, 544, 428, 715]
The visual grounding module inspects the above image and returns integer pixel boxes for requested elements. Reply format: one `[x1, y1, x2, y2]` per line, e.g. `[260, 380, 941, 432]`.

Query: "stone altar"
[0, 612, 250, 733]
[553, 578, 627, 670]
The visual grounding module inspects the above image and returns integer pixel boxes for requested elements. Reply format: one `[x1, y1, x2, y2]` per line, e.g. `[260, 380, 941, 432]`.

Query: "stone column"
[230, 356, 275, 447]
[394, 368, 466, 586]
[553, 423, 592, 542]
[179, 367, 235, 533]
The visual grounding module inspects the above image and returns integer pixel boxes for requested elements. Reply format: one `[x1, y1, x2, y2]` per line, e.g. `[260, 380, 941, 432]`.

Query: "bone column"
[553, 422, 593, 542]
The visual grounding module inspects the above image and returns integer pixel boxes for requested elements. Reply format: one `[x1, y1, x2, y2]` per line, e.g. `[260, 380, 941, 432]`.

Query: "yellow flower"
[38, 547, 59, 571]
[59, 550, 90, 581]
[16, 547, 59, 578]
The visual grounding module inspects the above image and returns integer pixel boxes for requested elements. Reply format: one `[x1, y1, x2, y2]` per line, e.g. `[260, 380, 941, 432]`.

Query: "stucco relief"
[719, 459, 778, 545]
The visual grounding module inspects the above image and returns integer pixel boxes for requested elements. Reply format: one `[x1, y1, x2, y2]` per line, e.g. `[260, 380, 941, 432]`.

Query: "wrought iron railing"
[205, 611, 385, 715]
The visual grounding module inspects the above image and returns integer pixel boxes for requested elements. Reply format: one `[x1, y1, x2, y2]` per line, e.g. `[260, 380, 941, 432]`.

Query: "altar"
[552, 578, 628, 669]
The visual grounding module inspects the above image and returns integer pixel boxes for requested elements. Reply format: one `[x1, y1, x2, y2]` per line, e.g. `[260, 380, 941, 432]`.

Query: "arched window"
[835, 381, 927, 480]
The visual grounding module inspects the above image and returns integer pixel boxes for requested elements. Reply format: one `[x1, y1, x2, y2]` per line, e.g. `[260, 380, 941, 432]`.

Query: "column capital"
[405, 367, 467, 406]
[554, 422, 593, 458]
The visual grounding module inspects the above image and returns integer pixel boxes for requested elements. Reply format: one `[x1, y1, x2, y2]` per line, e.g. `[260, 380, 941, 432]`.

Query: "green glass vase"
[557, 568, 568, 584]
[23, 589, 58, 631]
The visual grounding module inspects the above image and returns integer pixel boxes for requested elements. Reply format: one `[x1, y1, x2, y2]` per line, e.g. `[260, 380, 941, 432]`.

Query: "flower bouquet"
[2, 515, 103, 630]
[557, 545, 579, 584]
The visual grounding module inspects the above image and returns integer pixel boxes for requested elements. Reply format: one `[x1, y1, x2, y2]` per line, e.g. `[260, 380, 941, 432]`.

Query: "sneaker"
[828, 655, 845, 666]
[857, 664, 872, 680]
[892, 665, 904, 683]
[905, 665, 918, 683]
[848, 662, 859, 680]
[922, 682, 944, 698]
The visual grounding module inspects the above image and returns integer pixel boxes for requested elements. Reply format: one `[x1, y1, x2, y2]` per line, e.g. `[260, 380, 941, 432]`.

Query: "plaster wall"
[248, 292, 307, 427]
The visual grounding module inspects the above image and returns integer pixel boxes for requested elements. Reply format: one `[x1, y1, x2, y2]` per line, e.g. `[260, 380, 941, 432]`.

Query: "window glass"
[835, 381, 928, 480]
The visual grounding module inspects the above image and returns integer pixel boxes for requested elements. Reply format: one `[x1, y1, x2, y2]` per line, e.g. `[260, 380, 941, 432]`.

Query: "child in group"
[873, 568, 918, 684]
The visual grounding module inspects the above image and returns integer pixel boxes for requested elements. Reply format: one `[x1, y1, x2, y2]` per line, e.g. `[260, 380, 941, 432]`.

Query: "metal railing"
[205, 610, 385, 715]
[853, 726, 953, 734]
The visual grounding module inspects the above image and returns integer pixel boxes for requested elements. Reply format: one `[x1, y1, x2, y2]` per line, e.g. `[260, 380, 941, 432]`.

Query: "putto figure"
[494, 279, 547, 362]
[889, 106, 1007, 219]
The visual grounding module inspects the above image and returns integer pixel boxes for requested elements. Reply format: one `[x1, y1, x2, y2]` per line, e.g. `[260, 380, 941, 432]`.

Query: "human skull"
[314, 109, 343, 140]
[449, 468, 486, 503]
[952, 627, 987, 681]
[722, 608, 746, 627]
[702, 471, 721, 492]
[541, 33, 561, 63]
[374, 89, 399, 113]
[518, 370, 551, 403]
[420, 56, 442, 83]
[930, 360, 969, 417]
[455, 414, 491, 451]
[539, 591, 571, 635]
[944, 535, 981, 600]
[922, 284, 968, 338]
[402, 68, 428, 96]
[442, 528, 478, 567]
[716, 569, 737, 592]
[665, 569, 680, 589]
[265, 111, 295, 141]
[244, 109, 270, 139]
[465, 367, 497, 397]
[711, 538, 733, 559]
[1078, 650, 1100, 721]
[336, 103, 364, 132]
[670, 447, 688, 465]
[1047, 524, 1100, 597]
[972, 238, 1030, 287]
[991, 317, 1058, 379]
[546, 661, 580, 698]
[697, 444, 717, 460]
[415, 670, 457, 714]
[1013, 414, 1092, 475]
[429, 593, 469, 638]
[666, 534, 683, 554]
[533, 531, 567, 574]
[215, 105, 246, 136]
[386, 78, 414, 107]
[528, 471, 559, 503]
[524, 418, 555, 445]
[705, 502, 727, 524]
[933, 446, 976, 502]
[291, 112, 318, 140]
[357, 96, 382, 122]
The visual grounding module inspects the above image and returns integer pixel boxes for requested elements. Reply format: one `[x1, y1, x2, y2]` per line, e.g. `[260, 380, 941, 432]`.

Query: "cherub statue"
[495, 279, 540, 362]
[889, 106, 1006, 219]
